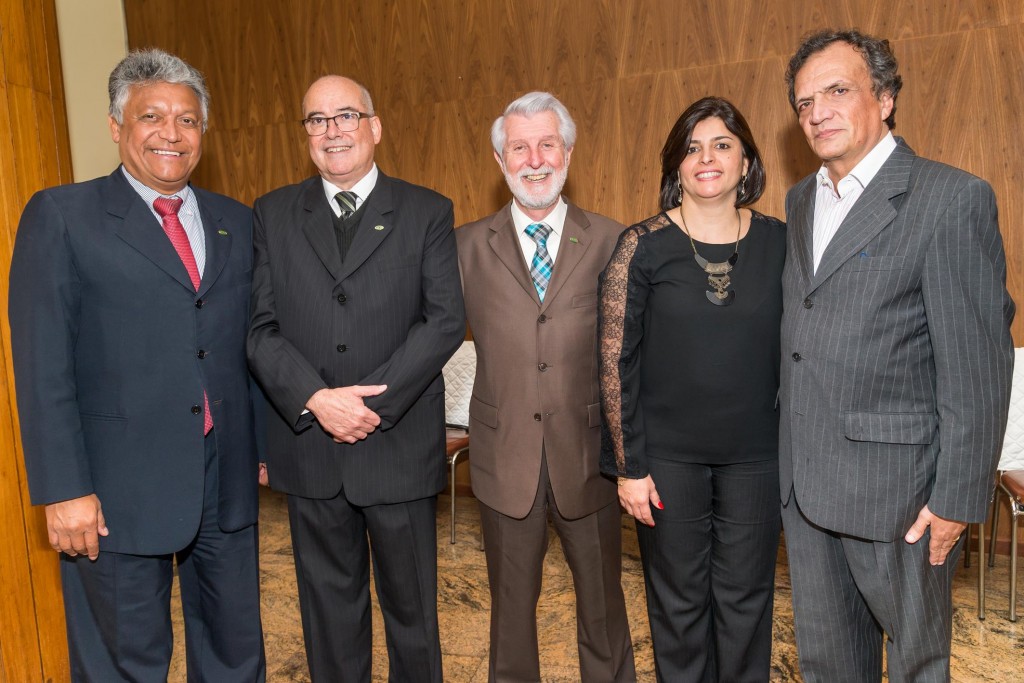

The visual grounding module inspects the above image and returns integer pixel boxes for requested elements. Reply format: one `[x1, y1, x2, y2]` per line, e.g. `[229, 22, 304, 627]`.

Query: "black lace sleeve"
[598, 215, 668, 478]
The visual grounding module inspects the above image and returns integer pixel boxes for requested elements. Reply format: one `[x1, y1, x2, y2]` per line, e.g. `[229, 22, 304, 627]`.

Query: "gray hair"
[490, 91, 577, 156]
[785, 28, 903, 129]
[108, 48, 210, 131]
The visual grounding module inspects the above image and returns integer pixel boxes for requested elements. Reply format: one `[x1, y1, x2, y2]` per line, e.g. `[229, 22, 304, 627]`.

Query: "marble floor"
[170, 489, 1022, 681]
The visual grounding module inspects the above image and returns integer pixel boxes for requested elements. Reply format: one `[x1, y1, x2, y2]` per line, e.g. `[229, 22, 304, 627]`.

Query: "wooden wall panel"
[124, 0, 1024, 534]
[0, 1, 74, 681]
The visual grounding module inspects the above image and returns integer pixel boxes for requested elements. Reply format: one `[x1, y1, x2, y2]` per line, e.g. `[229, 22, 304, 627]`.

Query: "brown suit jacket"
[456, 200, 622, 520]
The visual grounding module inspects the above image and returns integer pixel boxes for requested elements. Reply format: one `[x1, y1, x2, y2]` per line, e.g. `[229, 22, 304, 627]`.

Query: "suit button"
[197, 349, 207, 359]
[195, 299, 204, 308]
[803, 298, 813, 309]
[533, 413, 542, 421]
[337, 293, 347, 304]
[792, 352, 802, 361]
[538, 314, 547, 323]
[337, 344, 347, 353]
[191, 405, 202, 414]
[538, 363, 548, 371]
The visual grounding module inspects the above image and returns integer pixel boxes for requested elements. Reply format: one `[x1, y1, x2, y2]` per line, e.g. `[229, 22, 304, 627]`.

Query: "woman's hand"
[617, 475, 663, 527]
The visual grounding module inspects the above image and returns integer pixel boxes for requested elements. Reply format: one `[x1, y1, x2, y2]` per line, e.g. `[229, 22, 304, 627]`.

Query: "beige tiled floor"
[170, 489, 1022, 681]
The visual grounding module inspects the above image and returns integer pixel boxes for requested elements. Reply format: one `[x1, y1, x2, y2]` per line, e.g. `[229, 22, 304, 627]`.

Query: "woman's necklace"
[678, 208, 741, 306]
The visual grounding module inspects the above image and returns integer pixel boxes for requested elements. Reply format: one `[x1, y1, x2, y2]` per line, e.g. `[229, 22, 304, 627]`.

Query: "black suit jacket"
[247, 172, 465, 503]
[9, 168, 260, 555]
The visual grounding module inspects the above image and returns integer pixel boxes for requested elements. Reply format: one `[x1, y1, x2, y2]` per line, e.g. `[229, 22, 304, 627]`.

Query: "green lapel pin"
[374, 225, 385, 231]
[217, 229, 229, 236]
[568, 236, 579, 243]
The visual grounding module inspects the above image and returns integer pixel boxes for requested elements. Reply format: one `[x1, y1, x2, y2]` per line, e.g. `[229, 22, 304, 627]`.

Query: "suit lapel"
[810, 144, 912, 290]
[338, 175, 394, 282]
[194, 189, 231, 297]
[300, 178, 343, 280]
[487, 205, 538, 304]
[790, 179, 815, 287]
[108, 169, 198, 293]
[541, 202, 591, 310]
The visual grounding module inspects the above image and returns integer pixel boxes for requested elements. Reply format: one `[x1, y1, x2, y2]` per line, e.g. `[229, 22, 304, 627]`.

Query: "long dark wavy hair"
[658, 96, 766, 212]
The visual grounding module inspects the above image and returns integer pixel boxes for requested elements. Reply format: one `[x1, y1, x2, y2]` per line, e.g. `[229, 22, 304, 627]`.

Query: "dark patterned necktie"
[525, 222, 553, 301]
[153, 197, 213, 435]
[335, 191, 358, 219]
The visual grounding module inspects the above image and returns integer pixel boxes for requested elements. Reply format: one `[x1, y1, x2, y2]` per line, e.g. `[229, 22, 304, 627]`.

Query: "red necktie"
[153, 197, 213, 435]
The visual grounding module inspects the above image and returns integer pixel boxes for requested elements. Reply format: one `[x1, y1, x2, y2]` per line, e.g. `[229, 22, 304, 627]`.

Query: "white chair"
[442, 340, 475, 544]
[979, 347, 1024, 620]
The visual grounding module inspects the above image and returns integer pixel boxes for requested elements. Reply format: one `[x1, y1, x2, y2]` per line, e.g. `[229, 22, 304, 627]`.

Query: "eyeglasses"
[300, 111, 372, 136]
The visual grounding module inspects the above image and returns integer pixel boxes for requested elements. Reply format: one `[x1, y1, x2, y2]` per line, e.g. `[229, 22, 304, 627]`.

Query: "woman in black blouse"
[599, 97, 784, 682]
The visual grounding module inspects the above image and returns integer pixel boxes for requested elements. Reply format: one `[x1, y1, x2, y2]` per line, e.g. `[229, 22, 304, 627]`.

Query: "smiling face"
[678, 116, 748, 205]
[109, 81, 203, 194]
[793, 41, 893, 184]
[303, 76, 381, 189]
[495, 111, 571, 221]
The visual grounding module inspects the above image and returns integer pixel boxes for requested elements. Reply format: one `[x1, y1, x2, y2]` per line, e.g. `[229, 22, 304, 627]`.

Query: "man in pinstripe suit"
[779, 29, 1015, 682]
[247, 75, 465, 682]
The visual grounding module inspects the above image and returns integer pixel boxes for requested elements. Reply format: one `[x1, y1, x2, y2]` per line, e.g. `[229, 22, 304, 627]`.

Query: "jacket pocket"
[842, 411, 937, 445]
[469, 395, 498, 429]
[571, 293, 598, 308]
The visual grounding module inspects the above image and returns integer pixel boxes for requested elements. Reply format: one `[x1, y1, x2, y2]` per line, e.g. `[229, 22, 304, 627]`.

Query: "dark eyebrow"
[689, 134, 735, 144]
[304, 107, 360, 118]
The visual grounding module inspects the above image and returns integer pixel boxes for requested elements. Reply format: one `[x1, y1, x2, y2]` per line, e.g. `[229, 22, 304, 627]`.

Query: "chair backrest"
[998, 347, 1024, 470]
[443, 340, 476, 429]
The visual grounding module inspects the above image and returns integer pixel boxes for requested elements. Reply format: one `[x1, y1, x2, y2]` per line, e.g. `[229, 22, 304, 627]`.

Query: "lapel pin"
[374, 225, 385, 231]
[217, 229, 229, 236]
[568, 237, 579, 243]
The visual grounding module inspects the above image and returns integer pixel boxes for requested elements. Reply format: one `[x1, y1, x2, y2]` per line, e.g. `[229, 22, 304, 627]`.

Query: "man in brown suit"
[456, 92, 635, 683]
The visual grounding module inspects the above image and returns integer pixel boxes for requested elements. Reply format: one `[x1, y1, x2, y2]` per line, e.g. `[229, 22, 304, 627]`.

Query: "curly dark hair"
[785, 28, 902, 129]
[659, 96, 765, 211]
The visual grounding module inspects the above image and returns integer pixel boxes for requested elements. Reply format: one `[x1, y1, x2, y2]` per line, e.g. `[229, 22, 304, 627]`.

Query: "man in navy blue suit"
[9, 49, 264, 682]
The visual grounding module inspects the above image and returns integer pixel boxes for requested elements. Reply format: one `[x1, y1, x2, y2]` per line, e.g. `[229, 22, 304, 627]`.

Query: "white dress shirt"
[812, 132, 897, 272]
[321, 163, 379, 216]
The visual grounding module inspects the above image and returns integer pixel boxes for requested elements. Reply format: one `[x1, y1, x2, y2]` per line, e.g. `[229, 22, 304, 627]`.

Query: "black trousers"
[61, 432, 265, 683]
[637, 457, 780, 683]
[286, 491, 442, 683]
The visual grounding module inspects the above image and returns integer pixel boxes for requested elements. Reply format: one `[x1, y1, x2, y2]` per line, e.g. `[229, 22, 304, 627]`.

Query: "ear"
[564, 146, 573, 168]
[878, 90, 894, 123]
[493, 149, 505, 172]
[109, 115, 121, 143]
[369, 116, 383, 145]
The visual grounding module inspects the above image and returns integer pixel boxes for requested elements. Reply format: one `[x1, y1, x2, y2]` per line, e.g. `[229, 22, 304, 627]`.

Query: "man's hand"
[904, 504, 967, 566]
[617, 474, 664, 527]
[305, 385, 387, 443]
[258, 462, 269, 487]
[45, 494, 108, 560]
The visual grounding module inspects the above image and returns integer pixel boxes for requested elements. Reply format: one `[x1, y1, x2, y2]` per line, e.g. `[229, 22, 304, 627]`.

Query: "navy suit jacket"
[247, 172, 465, 504]
[9, 168, 260, 555]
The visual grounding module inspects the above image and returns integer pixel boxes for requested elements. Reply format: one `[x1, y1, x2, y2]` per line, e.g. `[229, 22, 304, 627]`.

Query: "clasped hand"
[904, 504, 967, 566]
[306, 384, 387, 443]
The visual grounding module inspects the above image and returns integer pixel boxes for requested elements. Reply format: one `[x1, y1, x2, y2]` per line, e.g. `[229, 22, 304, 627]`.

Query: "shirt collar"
[509, 196, 567, 236]
[321, 163, 379, 209]
[816, 131, 897, 191]
[121, 165, 194, 207]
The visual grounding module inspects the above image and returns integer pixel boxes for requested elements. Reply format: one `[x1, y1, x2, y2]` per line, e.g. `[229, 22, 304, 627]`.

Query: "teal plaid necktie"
[525, 222, 553, 301]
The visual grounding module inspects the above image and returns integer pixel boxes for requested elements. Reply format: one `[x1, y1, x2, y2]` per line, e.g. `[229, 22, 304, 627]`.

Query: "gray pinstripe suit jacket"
[780, 139, 1015, 542]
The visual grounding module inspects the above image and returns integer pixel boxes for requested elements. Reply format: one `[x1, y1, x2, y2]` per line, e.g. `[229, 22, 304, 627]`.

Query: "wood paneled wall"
[124, 0, 1023, 343]
[0, 1, 73, 681]
[124, 0, 1024, 546]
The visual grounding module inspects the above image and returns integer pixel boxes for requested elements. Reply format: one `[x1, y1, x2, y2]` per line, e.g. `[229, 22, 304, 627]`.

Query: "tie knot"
[335, 191, 359, 216]
[153, 196, 183, 218]
[525, 222, 551, 244]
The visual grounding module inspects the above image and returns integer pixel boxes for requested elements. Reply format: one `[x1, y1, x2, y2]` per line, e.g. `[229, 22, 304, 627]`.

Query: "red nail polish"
[656, 501, 664, 510]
